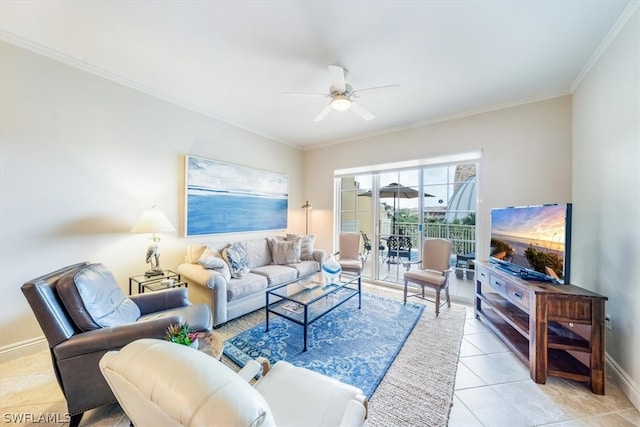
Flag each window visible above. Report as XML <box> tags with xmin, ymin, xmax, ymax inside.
<box><xmin>335</xmin><ymin>152</ymin><xmax>480</xmax><ymax>285</ymax></box>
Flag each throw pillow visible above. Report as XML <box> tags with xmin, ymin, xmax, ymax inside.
<box><xmin>57</xmin><ymin>263</ymin><xmax>141</xmax><ymax>331</ymax></box>
<box><xmin>186</xmin><ymin>245</ymin><xmax>207</xmax><ymax>264</ymax></box>
<box><xmin>222</xmin><ymin>242</ymin><xmax>251</xmax><ymax>278</ymax></box>
<box><xmin>286</xmin><ymin>233</ymin><xmax>316</xmax><ymax>261</ymax></box>
<box><xmin>199</xmin><ymin>247</ymin><xmax>232</xmax><ymax>281</ymax></box>
<box><xmin>269</xmin><ymin>237</ymin><xmax>301</xmax><ymax>265</ymax></box>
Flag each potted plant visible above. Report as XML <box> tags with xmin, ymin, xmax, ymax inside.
<box><xmin>165</xmin><ymin>322</ymin><xmax>199</xmax><ymax>348</ymax></box>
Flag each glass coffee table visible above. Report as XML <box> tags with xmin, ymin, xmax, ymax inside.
<box><xmin>266</xmin><ymin>272</ymin><xmax>361</xmax><ymax>352</ymax></box>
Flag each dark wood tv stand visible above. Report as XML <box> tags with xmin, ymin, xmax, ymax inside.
<box><xmin>474</xmin><ymin>261</ymin><xmax>607</xmax><ymax>394</ymax></box>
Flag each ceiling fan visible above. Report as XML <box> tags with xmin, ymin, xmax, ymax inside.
<box><xmin>285</xmin><ymin>65</ymin><xmax>399</xmax><ymax>122</ymax></box>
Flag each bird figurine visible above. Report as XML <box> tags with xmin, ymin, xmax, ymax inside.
<box><xmin>145</xmin><ymin>243</ymin><xmax>162</xmax><ymax>276</ymax></box>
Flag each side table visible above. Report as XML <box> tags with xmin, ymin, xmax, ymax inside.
<box><xmin>128</xmin><ymin>270</ymin><xmax>183</xmax><ymax>295</ymax></box>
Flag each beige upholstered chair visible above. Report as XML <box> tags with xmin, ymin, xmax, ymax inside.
<box><xmin>100</xmin><ymin>339</ymin><xmax>368</xmax><ymax>427</ymax></box>
<box><xmin>403</xmin><ymin>238</ymin><xmax>453</xmax><ymax>316</ymax></box>
<box><xmin>336</xmin><ymin>232</ymin><xmax>363</xmax><ymax>275</ymax></box>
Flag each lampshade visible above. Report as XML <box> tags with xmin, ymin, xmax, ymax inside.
<box><xmin>131</xmin><ymin>208</ymin><xmax>176</xmax><ymax>234</ymax></box>
<box><xmin>331</xmin><ymin>96</ymin><xmax>351</xmax><ymax>111</ymax></box>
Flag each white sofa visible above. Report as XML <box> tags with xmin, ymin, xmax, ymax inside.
<box><xmin>177</xmin><ymin>237</ymin><xmax>326</xmax><ymax>327</ymax></box>
<box><xmin>99</xmin><ymin>338</ymin><xmax>368</xmax><ymax>427</ymax></box>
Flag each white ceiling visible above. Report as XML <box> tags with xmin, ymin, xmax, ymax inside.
<box><xmin>0</xmin><ymin>1</ymin><xmax>633</xmax><ymax>149</ymax></box>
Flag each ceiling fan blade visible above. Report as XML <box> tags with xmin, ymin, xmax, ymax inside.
<box><xmin>350</xmin><ymin>102</ymin><xmax>375</xmax><ymax>121</ymax></box>
<box><xmin>313</xmin><ymin>103</ymin><xmax>333</xmax><ymax>122</ymax></box>
<box><xmin>352</xmin><ymin>84</ymin><xmax>400</xmax><ymax>97</ymax></box>
<box><xmin>328</xmin><ymin>65</ymin><xmax>347</xmax><ymax>93</ymax></box>
<box><xmin>283</xmin><ymin>91</ymin><xmax>329</xmax><ymax>98</ymax></box>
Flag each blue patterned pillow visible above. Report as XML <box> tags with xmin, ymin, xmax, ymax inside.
<box><xmin>222</xmin><ymin>242</ymin><xmax>251</xmax><ymax>278</ymax></box>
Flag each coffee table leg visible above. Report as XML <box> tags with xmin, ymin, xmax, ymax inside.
<box><xmin>303</xmin><ymin>308</ymin><xmax>308</xmax><ymax>352</ymax></box>
<box><xmin>265</xmin><ymin>293</ymin><xmax>270</xmax><ymax>332</ymax></box>
<box><xmin>303</xmin><ymin>324</ymin><xmax>307</xmax><ymax>352</ymax></box>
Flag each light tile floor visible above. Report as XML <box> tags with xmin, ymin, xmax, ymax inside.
<box><xmin>449</xmin><ymin>307</ymin><xmax>640</xmax><ymax>427</ymax></box>
<box><xmin>1</xmin><ymin>283</ymin><xmax>638</xmax><ymax>426</ymax></box>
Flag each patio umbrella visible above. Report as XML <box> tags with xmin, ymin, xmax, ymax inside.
<box><xmin>358</xmin><ymin>183</ymin><xmax>434</xmax><ymax>233</ymax></box>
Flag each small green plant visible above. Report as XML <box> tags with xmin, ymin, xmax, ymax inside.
<box><xmin>164</xmin><ymin>323</ymin><xmax>198</xmax><ymax>346</ymax></box>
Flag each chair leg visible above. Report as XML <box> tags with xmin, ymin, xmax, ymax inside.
<box><xmin>445</xmin><ymin>285</ymin><xmax>451</xmax><ymax>308</ymax></box>
<box><xmin>403</xmin><ymin>280</ymin><xmax>408</xmax><ymax>305</ymax></box>
<box><xmin>435</xmin><ymin>289</ymin><xmax>440</xmax><ymax>317</ymax></box>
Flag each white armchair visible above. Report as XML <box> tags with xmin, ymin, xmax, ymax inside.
<box><xmin>99</xmin><ymin>338</ymin><xmax>368</xmax><ymax>427</ymax></box>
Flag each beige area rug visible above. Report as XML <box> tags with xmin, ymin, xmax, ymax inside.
<box><xmin>214</xmin><ymin>292</ymin><xmax>466</xmax><ymax>427</ymax></box>
<box><xmin>366</xmin><ymin>305</ymin><xmax>466</xmax><ymax>426</ymax></box>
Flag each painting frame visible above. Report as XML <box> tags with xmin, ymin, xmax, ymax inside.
<box><xmin>185</xmin><ymin>155</ymin><xmax>288</xmax><ymax>236</ymax></box>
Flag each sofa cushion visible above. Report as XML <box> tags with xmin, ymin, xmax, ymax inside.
<box><xmin>226</xmin><ymin>273</ymin><xmax>268</xmax><ymax>301</ymax></box>
<box><xmin>251</xmin><ymin>265</ymin><xmax>298</xmax><ymax>286</ymax></box>
<box><xmin>286</xmin><ymin>234</ymin><xmax>317</xmax><ymax>261</ymax></box>
<box><xmin>57</xmin><ymin>263</ymin><xmax>140</xmax><ymax>331</ymax></box>
<box><xmin>223</xmin><ymin>243</ymin><xmax>251</xmax><ymax>278</ymax></box>
<box><xmin>199</xmin><ymin>247</ymin><xmax>232</xmax><ymax>281</ymax></box>
<box><xmin>242</xmin><ymin>238</ymin><xmax>273</xmax><ymax>268</ymax></box>
<box><xmin>268</xmin><ymin>238</ymin><xmax>301</xmax><ymax>265</ymax></box>
<box><xmin>285</xmin><ymin>261</ymin><xmax>321</xmax><ymax>278</ymax></box>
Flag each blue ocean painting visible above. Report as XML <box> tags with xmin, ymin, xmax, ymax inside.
<box><xmin>186</xmin><ymin>156</ymin><xmax>288</xmax><ymax>235</ymax></box>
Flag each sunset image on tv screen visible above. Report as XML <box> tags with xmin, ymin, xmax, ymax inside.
<box><xmin>491</xmin><ymin>204</ymin><xmax>568</xmax><ymax>280</ymax></box>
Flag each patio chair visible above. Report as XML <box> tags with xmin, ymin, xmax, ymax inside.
<box><xmin>403</xmin><ymin>238</ymin><xmax>453</xmax><ymax>316</ymax></box>
<box><xmin>360</xmin><ymin>231</ymin><xmax>384</xmax><ymax>263</ymax></box>
<box><xmin>385</xmin><ymin>235</ymin><xmax>413</xmax><ymax>270</ymax></box>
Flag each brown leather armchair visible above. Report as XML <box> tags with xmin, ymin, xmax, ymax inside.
<box><xmin>21</xmin><ymin>262</ymin><xmax>213</xmax><ymax>427</ymax></box>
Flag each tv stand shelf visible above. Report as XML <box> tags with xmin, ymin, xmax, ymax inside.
<box><xmin>475</xmin><ymin>261</ymin><xmax>607</xmax><ymax>394</ymax></box>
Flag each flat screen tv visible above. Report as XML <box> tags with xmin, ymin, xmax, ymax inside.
<box><xmin>490</xmin><ymin>203</ymin><xmax>572</xmax><ymax>284</ymax></box>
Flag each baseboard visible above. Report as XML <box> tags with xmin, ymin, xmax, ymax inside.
<box><xmin>0</xmin><ymin>335</ymin><xmax>48</xmax><ymax>364</ymax></box>
<box><xmin>606</xmin><ymin>352</ymin><xmax>640</xmax><ymax>411</ymax></box>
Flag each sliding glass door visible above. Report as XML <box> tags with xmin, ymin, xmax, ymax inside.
<box><xmin>338</xmin><ymin>159</ymin><xmax>478</xmax><ymax>285</ymax></box>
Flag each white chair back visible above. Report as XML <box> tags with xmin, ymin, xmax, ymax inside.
<box><xmin>422</xmin><ymin>238</ymin><xmax>452</xmax><ymax>272</ymax></box>
<box><xmin>339</xmin><ymin>232</ymin><xmax>361</xmax><ymax>260</ymax></box>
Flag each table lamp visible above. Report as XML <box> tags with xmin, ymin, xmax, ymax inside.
<box><xmin>131</xmin><ymin>206</ymin><xmax>176</xmax><ymax>277</ymax></box>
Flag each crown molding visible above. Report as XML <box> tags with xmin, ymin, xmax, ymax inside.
<box><xmin>306</xmin><ymin>90</ymin><xmax>570</xmax><ymax>151</ymax></box>
<box><xmin>0</xmin><ymin>30</ymin><xmax>296</xmax><ymax>148</ymax></box>
<box><xmin>571</xmin><ymin>2</ymin><xmax>640</xmax><ymax>93</ymax></box>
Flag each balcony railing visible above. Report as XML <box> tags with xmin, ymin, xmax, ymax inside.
<box><xmin>388</xmin><ymin>221</ymin><xmax>475</xmax><ymax>256</ymax></box>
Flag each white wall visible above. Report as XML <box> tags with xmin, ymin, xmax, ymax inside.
<box><xmin>572</xmin><ymin>7</ymin><xmax>640</xmax><ymax>407</ymax></box>
<box><xmin>0</xmin><ymin>41</ymin><xmax>305</xmax><ymax>352</ymax></box>
<box><xmin>304</xmin><ymin>96</ymin><xmax>573</xmax><ymax>258</ymax></box>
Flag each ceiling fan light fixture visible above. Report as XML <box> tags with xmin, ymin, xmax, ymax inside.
<box><xmin>331</xmin><ymin>96</ymin><xmax>351</xmax><ymax>111</ymax></box>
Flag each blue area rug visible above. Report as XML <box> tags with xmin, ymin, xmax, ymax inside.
<box><xmin>223</xmin><ymin>292</ymin><xmax>425</xmax><ymax>398</ymax></box>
